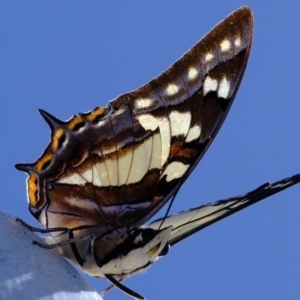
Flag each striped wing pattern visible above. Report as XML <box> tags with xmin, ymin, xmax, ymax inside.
<box><xmin>149</xmin><ymin>174</ymin><xmax>300</xmax><ymax>246</ymax></box>
<box><xmin>16</xmin><ymin>7</ymin><xmax>253</xmax><ymax>233</ymax></box>
<box><xmin>15</xmin><ymin>6</ymin><xmax>263</xmax><ymax>299</ymax></box>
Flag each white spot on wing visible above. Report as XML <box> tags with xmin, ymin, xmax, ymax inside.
<box><xmin>203</xmin><ymin>76</ymin><xmax>218</xmax><ymax>96</ymax></box>
<box><xmin>188</xmin><ymin>67</ymin><xmax>198</xmax><ymax>80</ymax></box>
<box><xmin>235</xmin><ymin>37</ymin><xmax>241</xmax><ymax>47</ymax></box>
<box><xmin>161</xmin><ymin>161</ymin><xmax>189</xmax><ymax>182</ymax></box>
<box><xmin>205</xmin><ymin>53</ymin><xmax>214</xmax><ymax>61</ymax></box>
<box><xmin>169</xmin><ymin>111</ymin><xmax>191</xmax><ymax>137</ymax></box>
<box><xmin>217</xmin><ymin>77</ymin><xmax>231</xmax><ymax>99</ymax></box>
<box><xmin>94</xmin><ymin>118</ymin><xmax>106</xmax><ymax>127</ymax></box>
<box><xmin>135</xmin><ymin>98</ymin><xmax>154</xmax><ymax>109</ymax></box>
<box><xmin>220</xmin><ymin>39</ymin><xmax>231</xmax><ymax>52</ymax></box>
<box><xmin>137</xmin><ymin>114</ymin><xmax>170</xmax><ymax>166</ymax></box>
<box><xmin>186</xmin><ymin>125</ymin><xmax>201</xmax><ymax>142</ymax></box>
<box><xmin>166</xmin><ymin>84</ymin><xmax>179</xmax><ymax>96</ymax></box>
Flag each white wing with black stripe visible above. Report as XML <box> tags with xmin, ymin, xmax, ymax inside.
<box><xmin>149</xmin><ymin>174</ymin><xmax>300</xmax><ymax>246</ymax></box>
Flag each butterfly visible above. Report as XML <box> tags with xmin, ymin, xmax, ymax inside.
<box><xmin>15</xmin><ymin>6</ymin><xmax>300</xmax><ymax>299</ymax></box>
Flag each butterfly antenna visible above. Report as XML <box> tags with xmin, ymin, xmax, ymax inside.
<box><xmin>158</xmin><ymin>184</ymin><xmax>181</xmax><ymax>230</ymax></box>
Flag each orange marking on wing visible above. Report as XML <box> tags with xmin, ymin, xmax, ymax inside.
<box><xmin>27</xmin><ymin>173</ymin><xmax>38</xmax><ymax>206</ymax></box>
<box><xmin>170</xmin><ymin>141</ymin><xmax>183</xmax><ymax>158</ymax></box>
<box><xmin>67</xmin><ymin>116</ymin><xmax>85</xmax><ymax>131</ymax></box>
<box><xmin>51</xmin><ymin>128</ymin><xmax>65</xmax><ymax>151</ymax></box>
<box><xmin>86</xmin><ymin>107</ymin><xmax>105</xmax><ymax>122</ymax></box>
<box><xmin>176</xmin><ymin>148</ymin><xmax>198</xmax><ymax>159</ymax></box>
<box><xmin>36</xmin><ymin>152</ymin><xmax>53</xmax><ymax>172</ymax></box>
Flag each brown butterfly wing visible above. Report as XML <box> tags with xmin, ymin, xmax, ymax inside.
<box><xmin>16</xmin><ymin>7</ymin><xmax>253</xmax><ymax>233</ymax></box>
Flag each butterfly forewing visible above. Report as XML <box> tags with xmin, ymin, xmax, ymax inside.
<box><xmin>106</xmin><ymin>7</ymin><xmax>253</xmax><ymax>225</ymax></box>
<box><xmin>16</xmin><ymin>5</ymin><xmax>253</xmax><ymax>276</ymax></box>
<box><xmin>16</xmin><ymin>6</ymin><xmax>253</xmax><ymax>233</ymax></box>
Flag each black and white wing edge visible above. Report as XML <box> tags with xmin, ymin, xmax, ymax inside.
<box><xmin>149</xmin><ymin>174</ymin><xmax>300</xmax><ymax>246</ymax></box>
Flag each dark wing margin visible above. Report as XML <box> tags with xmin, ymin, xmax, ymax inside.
<box><xmin>148</xmin><ymin>174</ymin><xmax>300</xmax><ymax>246</ymax></box>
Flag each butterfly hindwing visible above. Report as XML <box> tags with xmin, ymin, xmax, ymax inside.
<box><xmin>149</xmin><ymin>174</ymin><xmax>300</xmax><ymax>246</ymax></box>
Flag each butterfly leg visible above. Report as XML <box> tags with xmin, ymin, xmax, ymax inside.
<box><xmin>32</xmin><ymin>233</ymin><xmax>93</xmax><ymax>249</ymax></box>
<box><xmin>100</xmin><ymin>282</ymin><xmax>117</xmax><ymax>297</ymax></box>
<box><xmin>105</xmin><ymin>274</ymin><xmax>144</xmax><ymax>300</ymax></box>
<box><xmin>15</xmin><ymin>217</ymin><xmax>69</xmax><ymax>234</ymax></box>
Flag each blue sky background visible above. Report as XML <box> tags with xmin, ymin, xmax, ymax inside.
<box><xmin>1</xmin><ymin>1</ymin><xmax>300</xmax><ymax>299</ymax></box>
